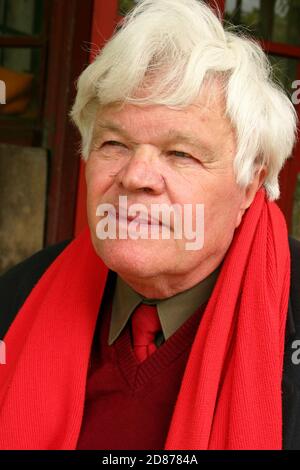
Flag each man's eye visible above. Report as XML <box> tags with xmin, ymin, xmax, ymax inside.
<box><xmin>102</xmin><ymin>140</ymin><xmax>126</xmax><ymax>148</ymax></box>
<box><xmin>168</xmin><ymin>150</ymin><xmax>192</xmax><ymax>159</ymax></box>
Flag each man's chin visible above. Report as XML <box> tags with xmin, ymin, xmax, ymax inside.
<box><xmin>92</xmin><ymin>239</ymin><xmax>169</xmax><ymax>278</ymax></box>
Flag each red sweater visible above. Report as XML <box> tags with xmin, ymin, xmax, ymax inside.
<box><xmin>76</xmin><ymin>273</ymin><xmax>206</xmax><ymax>450</ymax></box>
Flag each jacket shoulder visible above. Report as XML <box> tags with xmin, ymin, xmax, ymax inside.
<box><xmin>283</xmin><ymin>237</ymin><xmax>300</xmax><ymax>449</ymax></box>
<box><xmin>0</xmin><ymin>239</ymin><xmax>72</xmax><ymax>339</ymax></box>
<box><xmin>289</xmin><ymin>236</ymin><xmax>300</xmax><ymax>324</ymax></box>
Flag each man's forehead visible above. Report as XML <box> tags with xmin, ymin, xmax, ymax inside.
<box><xmin>94</xmin><ymin>97</ymin><xmax>226</xmax><ymax>132</ymax></box>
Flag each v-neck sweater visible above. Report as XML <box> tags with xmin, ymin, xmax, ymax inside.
<box><xmin>76</xmin><ymin>272</ymin><xmax>207</xmax><ymax>450</ymax></box>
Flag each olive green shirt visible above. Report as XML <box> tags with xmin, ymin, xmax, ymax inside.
<box><xmin>108</xmin><ymin>265</ymin><xmax>221</xmax><ymax>347</ymax></box>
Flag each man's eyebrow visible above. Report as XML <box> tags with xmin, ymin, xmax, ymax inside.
<box><xmin>92</xmin><ymin>120</ymin><xmax>130</xmax><ymax>141</ymax></box>
<box><xmin>92</xmin><ymin>121</ymin><xmax>217</xmax><ymax>160</ymax></box>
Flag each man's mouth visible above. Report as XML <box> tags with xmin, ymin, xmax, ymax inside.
<box><xmin>116</xmin><ymin>209</ymin><xmax>163</xmax><ymax>227</ymax></box>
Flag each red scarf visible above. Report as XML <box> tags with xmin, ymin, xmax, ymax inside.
<box><xmin>0</xmin><ymin>188</ymin><xmax>290</xmax><ymax>449</ymax></box>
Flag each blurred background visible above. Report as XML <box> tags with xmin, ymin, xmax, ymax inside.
<box><xmin>0</xmin><ymin>0</ymin><xmax>299</xmax><ymax>275</ymax></box>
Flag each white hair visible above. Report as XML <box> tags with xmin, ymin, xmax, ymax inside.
<box><xmin>70</xmin><ymin>0</ymin><xmax>298</xmax><ymax>200</ymax></box>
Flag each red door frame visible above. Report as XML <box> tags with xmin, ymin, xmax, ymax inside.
<box><xmin>74</xmin><ymin>0</ymin><xmax>300</xmax><ymax>235</ymax></box>
<box><xmin>74</xmin><ymin>0</ymin><xmax>119</xmax><ymax>235</ymax></box>
<box><xmin>45</xmin><ymin>0</ymin><xmax>94</xmax><ymax>245</ymax></box>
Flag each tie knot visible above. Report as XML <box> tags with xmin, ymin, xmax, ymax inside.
<box><xmin>131</xmin><ymin>303</ymin><xmax>161</xmax><ymax>345</ymax></box>
<box><xmin>130</xmin><ymin>303</ymin><xmax>162</xmax><ymax>363</ymax></box>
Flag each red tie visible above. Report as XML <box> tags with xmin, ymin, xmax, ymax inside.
<box><xmin>131</xmin><ymin>303</ymin><xmax>162</xmax><ymax>363</ymax></box>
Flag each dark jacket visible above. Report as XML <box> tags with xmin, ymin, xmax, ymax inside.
<box><xmin>0</xmin><ymin>236</ymin><xmax>300</xmax><ymax>449</ymax></box>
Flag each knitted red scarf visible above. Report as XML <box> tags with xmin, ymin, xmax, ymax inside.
<box><xmin>0</xmin><ymin>188</ymin><xmax>290</xmax><ymax>449</ymax></box>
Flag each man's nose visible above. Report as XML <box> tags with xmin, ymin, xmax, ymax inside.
<box><xmin>115</xmin><ymin>144</ymin><xmax>165</xmax><ymax>194</ymax></box>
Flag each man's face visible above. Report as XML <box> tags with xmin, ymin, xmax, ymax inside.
<box><xmin>85</xmin><ymin>84</ymin><xmax>257</xmax><ymax>296</ymax></box>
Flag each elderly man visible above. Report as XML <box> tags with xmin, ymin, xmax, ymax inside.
<box><xmin>0</xmin><ymin>0</ymin><xmax>299</xmax><ymax>450</ymax></box>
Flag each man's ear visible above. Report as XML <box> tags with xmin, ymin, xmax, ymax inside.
<box><xmin>235</xmin><ymin>165</ymin><xmax>267</xmax><ymax>228</ymax></box>
<box><xmin>243</xmin><ymin>165</ymin><xmax>267</xmax><ymax>209</ymax></box>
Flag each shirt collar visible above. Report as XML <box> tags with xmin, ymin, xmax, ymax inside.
<box><xmin>108</xmin><ymin>265</ymin><xmax>221</xmax><ymax>346</ymax></box>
